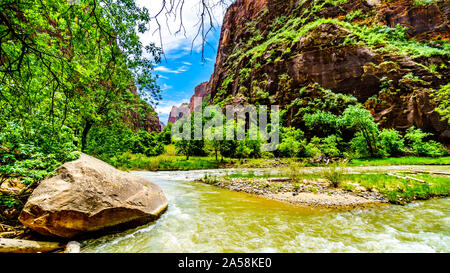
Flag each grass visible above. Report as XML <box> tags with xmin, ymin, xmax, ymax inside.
<box><xmin>321</xmin><ymin>162</ymin><xmax>347</xmax><ymax>187</ymax></box>
<box><xmin>342</xmin><ymin>173</ymin><xmax>450</xmax><ymax>204</ymax></box>
<box><xmin>224</xmin><ymin>172</ymin><xmax>279</xmax><ymax>179</ymax></box>
<box><xmin>211</xmin><ymin>168</ymin><xmax>450</xmax><ymax>205</ymax></box>
<box><xmin>109</xmin><ymin>153</ymin><xmax>222</xmax><ymax>171</ymax></box>
<box><xmin>350</xmin><ymin>156</ymin><xmax>450</xmax><ymax>166</ymax></box>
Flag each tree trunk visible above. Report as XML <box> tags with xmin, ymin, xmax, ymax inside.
<box><xmin>81</xmin><ymin>120</ymin><xmax>93</xmax><ymax>152</ymax></box>
<box><xmin>362</xmin><ymin>128</ymin><xmax>375</xmax><ymax>157</ymax></box>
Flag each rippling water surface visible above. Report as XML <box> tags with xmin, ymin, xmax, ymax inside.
<box><xmin>82</xmin><ymin>169</ymin><xmax>450</xmax><ymax>253</ymax></box>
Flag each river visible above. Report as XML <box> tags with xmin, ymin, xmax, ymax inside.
<box><xmin>81</xmin><ymin>169</ymin><xmax>450</xmax><ymax>253</ymax></box>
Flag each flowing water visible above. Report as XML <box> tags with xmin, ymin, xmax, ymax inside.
<box><xmin>82</xmin><ymin>169</ymin><xmax>450</xmax><ymax>253</ymax></box>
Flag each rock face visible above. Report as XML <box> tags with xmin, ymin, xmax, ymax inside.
<box><xmin>189</xmin><ymin>82</ymin><xmax>211</xmax><ymax>112</ymax></box>
<box><xmin>167</xmin><ymin>82</ymin><xmax>211</xmax><ymax>124</ymax></box>
<box><xmin>168</xmin><ymin>103</ymin><xmax>190</xmax><ymax>124</ymax></box>
<box><xmin>19</xmin><ymin>154</ymin><xmax>168</xmax><ymax>239</ymax></box>
<box><xmin>126</xmin><ymin>86</ymin><xmax>162</xmax><ymax>133</ymax></box>
<box><xmin>206</xmin><ymin>0</ymin><xmax>450</xmax><ymax>142</ymax></box>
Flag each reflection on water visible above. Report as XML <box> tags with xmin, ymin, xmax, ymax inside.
<box><xmin>82</xmin><ymin>170</ymin><xmax>450</xmax><ymax>253</ymax></box>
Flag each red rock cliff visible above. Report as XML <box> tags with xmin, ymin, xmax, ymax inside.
<box><xmin>167</xmin><ymin>82</ymin><xmax>211</xmax><ymax>124</ymax></box>
<box><xmin>206</xmin><ymin>0</ymin><xmax>450</xmax><ymax>142</ymax></box>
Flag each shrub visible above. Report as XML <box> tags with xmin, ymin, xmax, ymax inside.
<box><xmin>320</xmin><ymin>135</ymin><xmax>342</xmax><ymax>157</ymax></box>
<box><xmin>321</xmin><ymin>162</ymin><xmax>346</xmax><ymax>188</ymax></box>
<box><xmin>433</xmin><ymin>83</ymin><xmax>450</xmax><ymax>123</ymax></box>
<box><xmin>404</xmin><ymin>127</ymin><xmax>446</xmax><ymax>157</ymax></box>
<box><xmin>303</xmin><ymin>110</ymin><xmax>340</xmax><ymax>137</ymax></box>
<box><xmin>278</xmin><ymin>127</ymin><xmax>305</xmax><ymax>157</ymax></box>
<box><xmin>303</xmin><ymin>137</ymin><xmax>322</xmax><ymax>158</ymax></box>
<box><xmin>378</xmin><ymin>129</ymin><xmax>405</xmax><ymax>157</ymax></box>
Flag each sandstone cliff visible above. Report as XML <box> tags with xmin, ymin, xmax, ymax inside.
<box><xmin>206</xmin><ymin>0</ymin><xmax>450</xmax><ymax>142</ymax></box>
<box><xmin>189</xmin><ymin>82</ymin><xmax>211</xmax><ymax>112</ymax></box>
<box><xmin>168</xmin><ymin>103</ymin><xmax>190</xmax><ymax>124</ymax></box>
<box><xmin>167</xmin><ymin>82</ymin><xmax>211</xmax><ymax>124</ymax></box>
<box><xmin>126</xmin><ymin>86</ymin><xmax>162</xmax><ymax>133</ymax></box>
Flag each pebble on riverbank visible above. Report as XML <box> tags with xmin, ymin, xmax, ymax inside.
<box><xmin>198</xmin><ymin>177</ymin><xmax>389</xmax><ymax>210</ymax></box>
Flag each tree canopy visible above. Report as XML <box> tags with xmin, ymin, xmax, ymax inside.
<box><xmin>0</xmin><ymin>0</ymin><xmax>163</xmax><ymax>152</ymax></box>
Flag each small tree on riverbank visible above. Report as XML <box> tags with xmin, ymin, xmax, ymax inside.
<box><xmin>340</xmin><ymin>105</ymin><xmax>381</xmax><ymax>158</ymax></box>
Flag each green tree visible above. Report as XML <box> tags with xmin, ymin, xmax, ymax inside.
<box><xmin>0</xmin><ymin>0</ymin><xmax>162</xmax><ymax>217</ymax></box>
<box><xmin>378</xmin><ymin>129</ymin><xmax>405</xmax><ymax>157</ymax></box>
<box><xmin>340</xmin><ymin>105</ymin><xmax>380</xmax><ymax>158</ymax></box>
<box><xmin>277</xmin><ymin>127</ymin><xmax>305</xmax><ymax>157</ymax></box>
<box><xmin>158</xmin><ymin>124</ymin><xmax>173</xmax><ymax>145</ymax></box>
<box><xmin>404</xmin><ymin>127</ymin><xmax>446</xmax><ymax>157</ymax></box>
<box><xmin>303</xmin><ymin>110</ymin><xmax>340</xmax><ymax>137</ymax></box>
<box><xmin>0</xmin><ymin>0</ymin><xmax>162</xmax><ymax>152</ymax></box>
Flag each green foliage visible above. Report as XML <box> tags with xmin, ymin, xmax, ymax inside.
<box><xmin>278</xmin><ymin>127</ymin><xmax>306</xmax><ymax>157</ymax></box>
<box><xmin>320</xmin><ymin>135</ymin><xmax>342</xmax><ymax>157</ymax></box>
<box><xmin>303</xmin><ymin>110</ymin><xmax>340</xmax><ymax>136</ymax></box>
<box><xmin>0</xmin><ymin>195</ymin><xmax>20</xmax><ymax>209</ymax></box>
<box><xmin>303</xmin><ymin>137</ymin><xmax>323</xmax><ymax>158</ymax></box>
<box><xmin>378</xmin><ymin>129</ymin><xmax>405</xmax><ymax>157</ymax></box>
<box><xmin>175</xmin><ymin>139</ymin><xmax>206</xmax><ymax>160</ymax></box>
<box><xmin>349</xmin><ymin>132</ymin><xmax>379</xmax><ymax>158</ymax></box>
<box><xmin>130</xmin><ymin>131</ymin><xmax>165</xmax><ymax>156</ymax></box>
<box><xmin>0</xmin><ymin>121</ymin><xmax>80</xmax><ymax>185</ymax></box>
<box><xmin>0</xmin><ymin>120</ymin><xmax>80</xmax><ymax>216</ymax></box>
<box><xmin>345</xmin><ymin>9</ymin><xmax>364</xmax><ymax>22</ymax></box>
<box><xmin>348</xmin><ymin>173</ymin><xmax>450</xmax><ymax>204</ymax></box>
<box><xmin>350</xmin><ymin>156</ymin><xmax>450</xmax><ymax>166</ymax></box>
<box><xmin>0</xmin><ymin>0</ymin><xmax>162</xmax><ymax>216</ymax></box>
<box><xmin>159</xmin><ymin>124</ymin><xmax>173</xmax><ymax>145</ymax></box>
<box><xmin>340</xmin><ymin>105</ymin><xmax>380</xmax><ymax>158</ymax></box>
<box><xmin>433</xmin><ymin>83</ymin><xmax>450</xmax><ymax>123</ymax></box>
<box><xmin>413</xmin><ymin>0</ymin><xmax>441</xmax><ymax>7</ymax></box>
<box><xmin>404</xmin><ymin>127</ymin><xmax>446</xmax><ymax>157</ymax></box>
<box><xmin>321</xmin><ymin>162</ymin><xmax>346</xmax><ymax>188</ymax></box>
<box><xmin>379</xmin><ymin>76</ymin><xmax>394</xmax><ymax>93</ymax></box>
<box><xmin>110</xmin><ymin>152</ymin><xmax>220</xmax><ymax>171</ymax></box>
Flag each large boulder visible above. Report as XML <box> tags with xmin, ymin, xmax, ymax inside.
<box><xmin>19</xmin><ymin>154</ymin><xmax>168</xmax><ymax>239</ymax></box>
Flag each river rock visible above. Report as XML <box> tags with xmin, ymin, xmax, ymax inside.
<box><xmin>19</xmin><ymin>153</ymin><xmax>168</xmax><ymax>239</ymax></box>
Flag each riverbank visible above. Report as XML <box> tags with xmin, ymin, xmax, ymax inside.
<box><xmin>109</xmin><ymin>152</ymin><xmax>450</xmax><ymax>172</ymax></box>
<box><xmin>111</xmin><ymin>153</ymin><xmax>450</xmax><ymax>208</ymax></box>
<box><xmin>196</xmin><ymin>165</ymin><xmax>450</xmax><ymax>208</ymax></box>
<box><xmin>199</xmin><ymin>176</ymin><xmax>389</xmax><ymax>209</ymax></box>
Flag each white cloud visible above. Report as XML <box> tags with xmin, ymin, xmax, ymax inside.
<box><xmin>161</xmin><ymin>83</ymin><xmax>173</xmax><ymax>90</ymax></box>
<box><xmin>182</xmin><ymin>61</ymin><xmax>192</xmax><ymax>66</ymax></box>
<box><xmin>154</xmin><ymin>65</ymin><xmax>189</xmax><ymax>74</ymax></box>
<box><xmin>136</xmin><ymin>0</ymin><xmax>228</xmax><ymax>57</ymax></box>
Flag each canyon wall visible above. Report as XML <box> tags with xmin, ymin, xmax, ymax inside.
<box><xmin>205</xmin><ymin>0</ymin><xmax>450</xmax><ymax>141</ymax></box>
<box><xmin>167</xmin><ymin>82</ymin><xmax>211</xmax><ymax>124</ymax></box>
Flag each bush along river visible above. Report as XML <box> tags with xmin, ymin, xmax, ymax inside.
<box><xmin>81</xmin><ymin>169</ymin><xmax>450</xmax><ymax>253</ymax></box>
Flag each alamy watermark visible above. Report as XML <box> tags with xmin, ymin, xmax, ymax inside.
<box><xmin>171</xmin><ymin>97</ymin><xmax>280</xmax><ymax>152</ymax></box>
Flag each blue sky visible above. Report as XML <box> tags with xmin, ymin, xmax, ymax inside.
<box><xmin>153</xmin><ymin>32</ymin><xmax>220</xmax><ymax>124</ymax></box>
<box><xmin>136</xmin><ymin>0</ymin><xmax>227</xmax><ymax>124</ymax></box>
